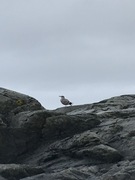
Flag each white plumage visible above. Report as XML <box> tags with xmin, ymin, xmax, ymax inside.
<box><xmin>59</xmin><ymin>96</ymin><xmax>72</xmax><ymax>106</ymax></box>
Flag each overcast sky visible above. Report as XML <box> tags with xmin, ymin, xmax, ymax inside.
<box><xmin>0</xmin><ymin>0</ymin><xmax>135</xmax><ymax>109</ymax></box>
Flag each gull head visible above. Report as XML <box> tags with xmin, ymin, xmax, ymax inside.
<box><xmin>59</xmin><ymin>96</ymin><xmax>65</xmax><ymax>98</ymax></box>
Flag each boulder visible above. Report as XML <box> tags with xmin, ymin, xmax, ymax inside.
<box><xmin>0</xmin><ymin>88</ymin><xmax>45</xmax><ymax>163</ymax></box>
<box><xmin>0</xmin><ymin>87</ymin><xmax>44</xmax><ymax>127</ymax></box>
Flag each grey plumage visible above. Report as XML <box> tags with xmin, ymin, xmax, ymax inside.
<box><xmin>59</xmin><ymin>96</ymin><xmax>72</xmax><ymax>106</ymax></box>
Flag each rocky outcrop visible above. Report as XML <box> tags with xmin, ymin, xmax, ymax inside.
<box><xmin>0</xmin><ymin>88</ymin><xmax>45</xmax><ymax>163</ymax></box>
<box><xmin>0</xmin><ymin>88</ymin><xmax>135</xmax><ymax>179</ymax></box>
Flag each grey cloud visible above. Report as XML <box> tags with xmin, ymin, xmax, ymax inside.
<box><xmin>0</xmin><ymin>0</ymin><xmax>135</xmax><ymax>109</ymax></box>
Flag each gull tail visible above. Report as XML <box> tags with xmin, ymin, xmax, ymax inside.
<box><xmin>69</xmin><ymin>102</ymin><xmax>72</xmax><ymax>105</ymax></box>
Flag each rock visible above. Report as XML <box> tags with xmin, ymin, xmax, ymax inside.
<box><xmin>42</xmin><ymin>114</ymin><xmax>100</xmax><ymax>141</ymax></box>
<box><xmin>0</xmin><ymin>127</ymin><xmax>42</xmax><ymax>163</ymax></box>
<box><xmin>0</xmin><ymin>176</ymin><xmax>7</xmax><ymax>180</ymax></box>
<box><xmin>0</xmin><ymin>117</ymin><xmax>6</xmax><ymax>127</ymax></box>
<box><xmin>0</xmin><ymin>88</ymin><xmax>135</xmax><ymax>179</ymax></box>
<box><xmin>48</xmin><ymin>131</ymin><xmax>101</xmax><ymax>154</ymax></box>
<box><xmin>76</xmin><ymin>144</ymin><xmax>122</xmax><ymax>163</ymax></box>
<box><xmin>48</xmin><ymin>131</ymin><xmax>122</xmax><ymax>163</ymax></box>
<box><xmin>10</xmin><ymin>110</ymin><xmax>54</xmax><ymax>129</ymax></box>
<box><xmin>21</xmin><ymin>167</ymin><xmax>100</xmax><ymax>180</ymax></box>
<box><xmin>0</xmin><ymin>88</ymin><xmax>47</xmax><ymax>163</ymax></box>
<box><xmin>100</xmin><ymin>160</ymin><xmax>135</xmax><ymax>180</ymax></box>
<box><xmin>0</xmin><ymin>87</ymin><xmax>44</xmax><ymax>127</ymax></box>
<box><xmin>0</xmin><ymin>164</ymin><xmax>44</xmax><ymax>180</ymax></box>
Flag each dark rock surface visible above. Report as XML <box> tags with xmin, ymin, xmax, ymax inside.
<box><xmin>0</xmin><ymin>88</ymin><xmax>135</xmax><ymax>179</ymax></box>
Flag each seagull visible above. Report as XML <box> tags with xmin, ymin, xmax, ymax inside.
<box><xmin>59</xmin><ymin>96</ymin><xmax>72</xmax><ymax>106</ymax></box>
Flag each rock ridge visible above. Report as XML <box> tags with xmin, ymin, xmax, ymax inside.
<box><xmin>0</xmin><ymin>88</ymin><xmax>134</xmax><ymax>179</ymax></box>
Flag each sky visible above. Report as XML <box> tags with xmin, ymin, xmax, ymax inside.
<box><xmin>0</xmin><ymin>0</ymin><xmax>135</xmax><ymax>109</ymax></box>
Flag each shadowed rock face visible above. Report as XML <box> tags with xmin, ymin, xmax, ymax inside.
<box><xmin>0</xmin><ymin>88</ymin><xmax>45</xmax><ymax>163</ymax></box>
<box><xmin>0</xmin><ymin>88</ymin><xmax>135</xmax><ymax>180</ymax></box>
